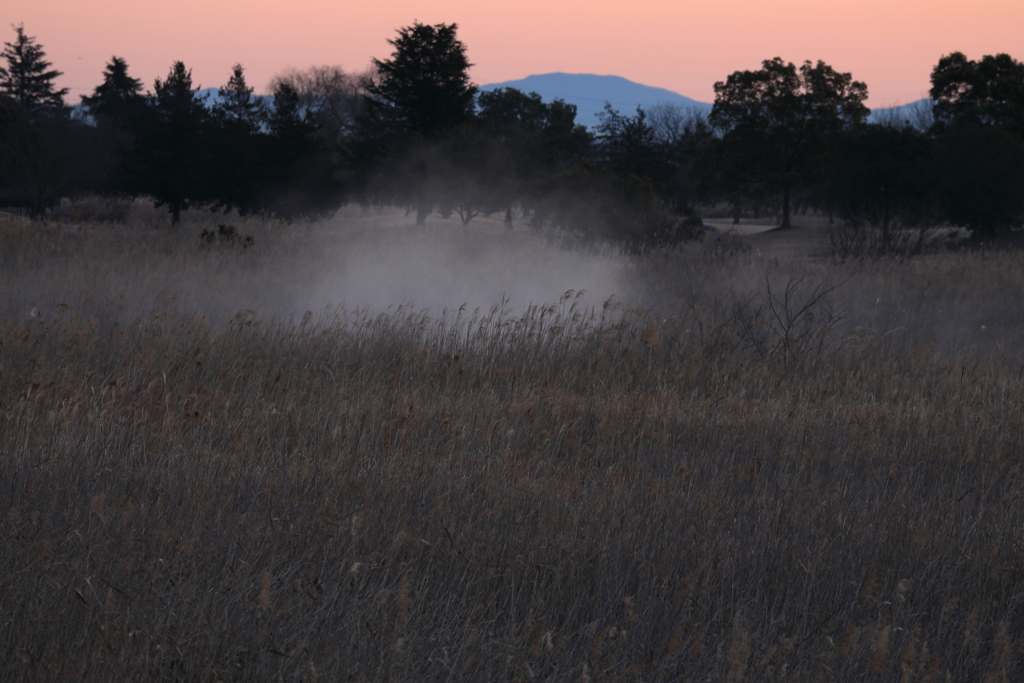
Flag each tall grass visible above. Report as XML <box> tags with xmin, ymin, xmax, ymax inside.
<box><xmin>1</xmin><ymin>215</ymin><xmax>1022</xmax><ymax>681</ymax></box>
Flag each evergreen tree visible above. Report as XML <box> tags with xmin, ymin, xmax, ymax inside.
<box><xmin>0</xmin><ymin>24</ymin><xmax>68</xmax><ymax>115</ymax></box>
<box><xmin>267</xmin><ymin>81</ymin><xmax>309</xmax><ymax>141</ymax></box>
<box><xmin>215</xmin><ymin>64</ymin><xmax>264</xmax><ymax>132</ymax></box>
<box><xmin>127</xmin><ymin>61</ymin><xmax>212</xmax><ymax>224</ymax></box>
<box><xmin>353</xmin><ymin>22</ymin><xmax>476</xmax><ymax>224</ymax></box>
<box><xmin>595</xmin><ymin>104</ymin><xmax>670</xmax><ymax>183</ymax></box>
<box><xmin>367</xmin><ymin>22</ymin><xmax>476</xmax><ymax>140</ymax></box>
<box><xmin>207</xmin><ymin>65</ymin><xmax>267</xmax><ymax>214</ymax></box>
<box><xmin>80</xmin><ymin>56</ymin><xmax>145</xmax><ymax>128</ymax></box>
<box><xmin>260</xmin><ymin>81</ymin><xmax>342</xmax><ymax>219</ymax></box>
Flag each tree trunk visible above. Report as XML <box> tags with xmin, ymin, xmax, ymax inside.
<box><xmin>171</xmin><ymin>204</ymin><xmax>181</xmax><ymax>225</ymax></box>
<box><xmin>780</xmin><ymin>187</ymin><xmax>791</xmax><ymax>228</ymax></box>
<box><xmin>416</xmin><ymin>201</ymin><xmax>429</xmax><ymax>226</ymax></box>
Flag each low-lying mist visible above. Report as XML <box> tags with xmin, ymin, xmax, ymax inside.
<box><xmin>3</xmin><ymin>205</ymin><xmax>1024</xmax><ymax>362</ymax></box>
<box><xmin>0</xmin><ymin>207</ymin><xmax>632</xmax><ymax>328</ymax></box>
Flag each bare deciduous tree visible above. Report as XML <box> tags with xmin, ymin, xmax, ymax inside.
<box><xmin>269</xmin><ymin>65</ymin><xmax>372</xmax><ymax>144</ymax></box>
<box><xmin>645</xmin><ymin>102</ymin><xmax>707</xmax><ymax>147</ymax></box>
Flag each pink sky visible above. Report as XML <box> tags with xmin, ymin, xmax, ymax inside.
<box><xmin>6</xmin><ymin>0</ymin><xmax>1023</xmax><ymax>108</ymax></box>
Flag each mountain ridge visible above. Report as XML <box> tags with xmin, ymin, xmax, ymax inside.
<box><xmin>478</xmin><ymin>73</ymin><xmax>712</xmax><ymax>127</ymax></box>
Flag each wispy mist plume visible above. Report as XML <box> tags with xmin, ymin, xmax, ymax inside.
<box><xmin>0</xmin><ymin>207</ymin><xmax>633</xmax><ymax>328</ymax></box>
<box><xmin>305</xmin><ymin>213</ymin><xmax>629</xmax><ymax>317</ymax></box>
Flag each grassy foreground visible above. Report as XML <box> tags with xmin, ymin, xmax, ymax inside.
<box><xmin>1</xmin><ymin>215</ymin><xmax>1023</xmax><ymax>681</ymax></box>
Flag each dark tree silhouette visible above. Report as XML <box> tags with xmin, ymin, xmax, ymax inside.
<box><xmin>0</xmin><ymin>100</ymin><xmax>56</xmax><ymax>214</ymax></box>
<box><xmin>207</xmin><ymin>64</ymin><xmax>266</xmax><ymax>215</ymax></box>
<box><xmin>0</xmin><ymin>97</ymin><xmax>109</xmax><ymax>217</ymax></box>
<box><xmin>531</xmin><ymin>164</ymin><xmax>703</xmax><ymax>251</ymax></box>
<box><xmin>927</xmin><ymin>52</ymin><xmax>1024</xmax><ymax>236</ymax></box>
<box><xmin>931</xmin><ymin>125</ymin><xmax>1024</xmax><ymax>238</ymax></box>
<box><xmin>429</xmin><ymin>124</ymin><xmax>510</xmax><ymax>227</ymax></box>
<box><xmin>270</xmin><ymin>65</ymin><xmax>368</xmax><ymax>145</ymax></box>
<box><xmin>260</xmin><ymin>80</ymin><xmax>342</xmax><ymax>219</ymax></box>
<box><xmin>80</xmin><ymin>56</ymin><xmax>145</xmax><ymax>128</ymax></box>
<box><xmin>367</xmin><ymin>22</ymin><xmax>476</xmax><ymax>139</ymax></box>
<box><xmin>354</xmin><ymin>22</ymin><xmax>476</xmax><ymax>224</ymax></box>
<box><xmin>0</xmin><ymin>24</ymin><xmax>68</xmax><ymax>115</ymax></box>
<box><xmin>819</xmin><ymin>122</ymin><xmax>937</xmax><ymax>251</ymax></box>
<box><xmin>930</xmin><ymin>52</ymin><xmax>1024</xmax><ymax>138</ymax></box>
<box><xmin>214</xmin><ymin>64</ymin><xmax>265</xmax><ymax>132</ymax></box>
<box><xmin>475</xmin><ymin>87</ymin><xmax>591</xmax><ymax>224</ymax></box>
<box><xmin>0</xmin><ymin>29</ymin><xmax>105</xmax><ymax>217</ymax></box>
<box><xmin>127</xmin><ymin>61</ymin><xmax>213</xmax><ymax>224</ymax></box>
<box><xmin>708</xmin><ymin>58</ymin><xmax>868</xmax><ymax>228</ymax></box>
<box><xmin>595</xmin><ymin>104</ymin><xmax>671</xmax><ymax>184</ymax></box>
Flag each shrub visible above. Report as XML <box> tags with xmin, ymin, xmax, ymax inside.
<box><xmin>529</xmin><ymin>164</ymin><xmax>703</xmax><ymax>251</ymax></box>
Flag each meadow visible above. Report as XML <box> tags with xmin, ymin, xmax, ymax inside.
<box><xmin>1</xmin><ymin>208</ymin><xmax>1023</xmax><ymax>681</ymax></box>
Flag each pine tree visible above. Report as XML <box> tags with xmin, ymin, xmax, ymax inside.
<box><xmin>0</xmin><ymin>24</ymin><xmax>68</xmax><ymax>114</ymax></box>
<box><xmin>215</xmin><ymin>64</ymin><xmax>264</xmax><ymax>132</ymax></box>
<box><xmin>209</xmin><ymin>64</ymin><xmax>266</xmax><ymax>215</ymax></box>
<box><xmin>366</xmin><ymin>22</ymin><xmax>477</xmax><ymax>141</ymax></box>
<box><xmin>128</xmin><ymin>61</ymin><xmax>212</xmax><ymax>224</ymax></box>
<box><xmin>260</xmin><ymin>80</ymin><xmax>341</xmax><ymax>219</ymax></box>
<box><xmin>354</xmin><ymin>22</ymin><xmax>477</xmax><ymax>224</ymax></box>
<box><xmin>80</xmin><ymin>56</ymin><xmax>144</xmax><ymax>127</ymax></box>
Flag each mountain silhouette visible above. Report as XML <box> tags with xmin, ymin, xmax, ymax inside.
<box><xmin>479</xmin><ymin>73</ymin><xmax>712</xmax><ymax>127</ymax></box>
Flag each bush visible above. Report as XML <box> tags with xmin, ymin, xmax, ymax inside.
<box><xmin>200</xmin><ymin>223</ymin><xmax>254</xmax><ymax>248</ymax></box>
<box><xmin>529</xmin><ymin>164</ymin><xmax>703</xmax><ymax>251</ymax></box>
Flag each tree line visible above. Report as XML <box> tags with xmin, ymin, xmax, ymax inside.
<box><xmin>2</xmin><ymin>21</ymin><xmax>1023</xmax><ymax>248</ymax></box>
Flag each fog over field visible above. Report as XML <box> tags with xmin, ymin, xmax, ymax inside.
<box><xmin>0</xmin><ymin>206</ymin><xmax>636</xmax><ymax>328</ymax></box>
<box><xmin>302</xmin><ymin>211</ymin><xmax>630</xmax><ymax>317</ymax></box>
<box><xmin>4</xmin><ymin>205</ymin><xmax>1023</xmax><ymax>362</ymax></box>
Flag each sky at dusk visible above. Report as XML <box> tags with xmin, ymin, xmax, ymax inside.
<box><xmin>6</xmin><ymin>0</ymin><xmax>1023</xmax><ymax>108</ymax></box>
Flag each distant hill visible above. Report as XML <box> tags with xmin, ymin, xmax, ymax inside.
<box><xmin>867</xmin><ymin>99</ymin><xmax>934</xmax><ymax>128</ymax></box>
<box><xmin>479</xmin><ymin>73</ymin><xmax>713</xmax><ymax>128</ymax></box>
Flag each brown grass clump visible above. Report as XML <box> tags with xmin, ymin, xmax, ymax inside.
<box><xmin>1</xmin><ymin>215</ymin><xmax>1023</xmax><ymax>681</ymax></box>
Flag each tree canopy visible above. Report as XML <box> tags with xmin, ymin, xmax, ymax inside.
<box><xmin>0</xmin><ymin>24</ymin><xmax>68</xmax><ymax>115</ymax></box>
<box><xmin>80</xmin><ymin>56</ymin><xmax>145</xmax><ymax>127</ymax></box>
<box><xmin>353</xmin><ymin>22</ymin><xmax>478</xmax><ymax>224</ymax></box>
<box><xmin>930</xmin><ymin>52</ymin><xmax>1024</xmax><ymax>138</ymax></box>
<box><xmin>125</xmin><ymin>61</ymin><xmax>212</xmax><ymax>223</ymax></box>
<box><xmin>366</xmin><ymin>22</ymin><xmax>476</xmax><ymax>140</ymax></box>
<box><xmin>707</xmin><ymin>58</ymin><xmax>868</xmax><ymax>228</ymax></box>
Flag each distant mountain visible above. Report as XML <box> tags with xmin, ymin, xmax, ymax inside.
<box><xmin>479</xmin><ymin>73</ymin><xmax>713</xmax><ymax>128</ymax></box>
<box><xmin>867</xmin><ymin>99</ymin><xmax>934</xmax><ymax>129</ymax></box>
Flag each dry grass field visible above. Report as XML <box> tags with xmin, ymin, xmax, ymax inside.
<box><xmin>1</xmin><ymin>209</ymin><xmax>1023</xmax><ymax>681</ymax></box>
